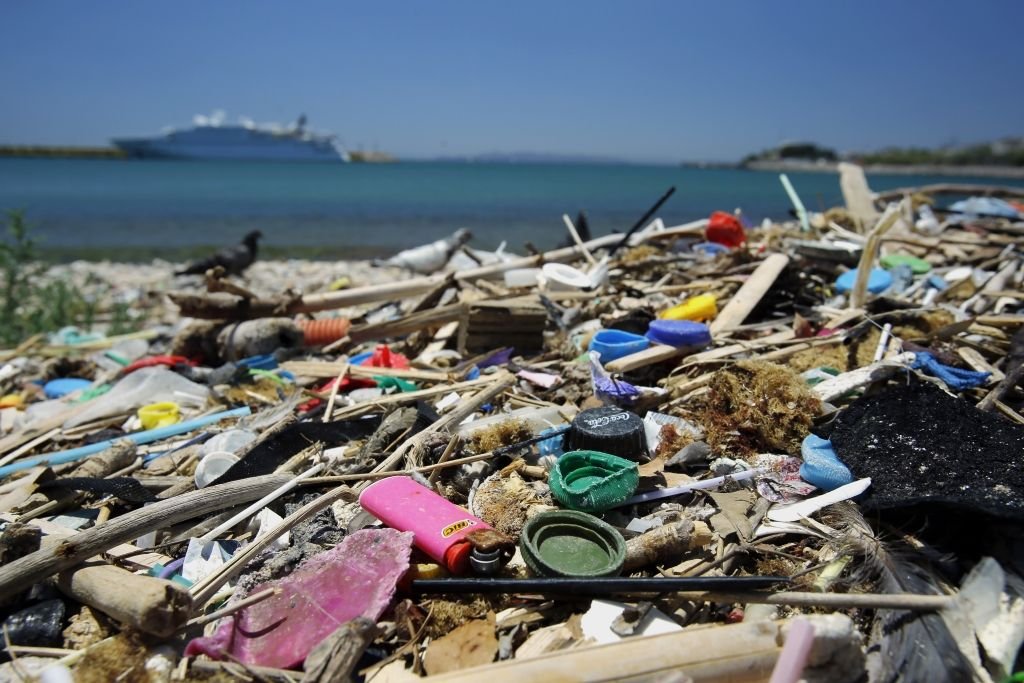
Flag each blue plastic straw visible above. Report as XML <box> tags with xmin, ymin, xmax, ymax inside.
<box><xmin>0</xmin><ymin>406</ymin><xmax>251</xmax><ymax>479</ymax></box>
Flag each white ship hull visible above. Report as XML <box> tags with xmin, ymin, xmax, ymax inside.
<box><xmin>113</xmin><ymin>118</ymin><xmax>348</xmax><ymax>162</ymax></box>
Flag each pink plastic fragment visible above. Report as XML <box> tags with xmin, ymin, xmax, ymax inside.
<box><xmin>186</xmin><ymin>528</ymin><xmax>414</xmax><ymax>669</ymax></box>
<box><xmin>516</xmin><ymin>369</ymin><xmax>561</xmax><ymax>389</ymax></box>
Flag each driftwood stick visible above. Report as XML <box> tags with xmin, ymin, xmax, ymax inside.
<box><xmin>849</xmin><ymin>205</ymin><xmax>901</xmax><ymax>310</ymax></box>
<box><xmin>184</xmin><ymin>587</ymin><xmax>280</xmax><ymax>629</ymax></box>
<box><xmin>875</xmin><ymin>183</ymin><xmax>1024</xmax><ymax>204</ymax></box>
<box><xmin>347</xmin><ymin>303</ymin><xmax>465</xmax><ymax>344</ymax></box>
<box><xmin>413</xmin><ymin>617</ymin><xmax>813</xmax><ymax>683</ymax></box>
<box><xmin>56</xmin><ymin>562</ymin><xmax>192</xmax><ymax>637</ymax></box>
<box><xmin>0</xmin><ymin>474</ymin><xmax>291</xmax><ymax>597</ymax></box>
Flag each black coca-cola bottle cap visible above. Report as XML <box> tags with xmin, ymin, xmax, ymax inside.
<box><xmin>563</xmin><ymin>406</ymin><xmax>647</xmax><ymax>461</ymax></box>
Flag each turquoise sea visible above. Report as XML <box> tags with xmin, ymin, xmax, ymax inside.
<box><xmin>1</xmin><ymin>158</ymin><xmax>1022</xmax><ymax>260</ymax></box>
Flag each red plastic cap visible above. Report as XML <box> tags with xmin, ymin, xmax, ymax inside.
<box><xmin>705</xmin><ymin>211</ymin><xmax>746</xmax><ymax>248</ymax></box>
<box><xmin>444</xmin><ymin>541</ymin><xmax>472</xmax><ymax>575</ymax></box>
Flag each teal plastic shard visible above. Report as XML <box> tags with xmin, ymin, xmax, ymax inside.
<box><xmin>550</xmin><ymin>450</ymin><xmax>639</xmax><ymax>513</ymax></box>
<box><xmin>521</xmin><ymin>510</ymin><xmax>625</xmax><ymax>577</ymax></box>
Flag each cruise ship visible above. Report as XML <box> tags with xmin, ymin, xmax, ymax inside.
<box><xmin>112</xmin><ymin>111</ymin><xmax>349</xmax><ymax>162</ymax></box>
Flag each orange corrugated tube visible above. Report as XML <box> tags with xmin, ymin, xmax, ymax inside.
<box><xmin>298</xmin><ymin>317</ymin><xmax>351</xmax><ymax>346</ymax></box>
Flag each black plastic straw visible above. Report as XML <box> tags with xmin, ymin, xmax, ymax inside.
<box><xmin>610</xmin><ymin>186</ymin><xmax>677</xmax><ymax>255</ymax></box>
<box><xmin>411</xmin><ymin>575</ymin><xmax>789</xmax><ymax>595</ymax></box>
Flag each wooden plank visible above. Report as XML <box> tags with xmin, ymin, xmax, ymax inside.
<box><xmin>709</xmin><ymin>253</ymin><xmax>790</xmax><ymax>334</ymax></box>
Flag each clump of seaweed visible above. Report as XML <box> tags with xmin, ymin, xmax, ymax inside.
<box><xmin>466</xmin><ymin>419</ymin><xmax>532</xmax><ymax>455</ymax></box>
<box><xmin>702</xmin><ymin>360</ymin><xmax>820</xmax><ymax>456</ymax></box>
<box><xmin>74</xmin><ymin>633</ymin><xmax>151</xmax><ymax>683</ymax></box>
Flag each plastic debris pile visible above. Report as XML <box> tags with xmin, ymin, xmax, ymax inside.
<box><xmin>1</xmin><ymin>178</ymin><xmax>1024</xmax><ymax>683</ymax></box>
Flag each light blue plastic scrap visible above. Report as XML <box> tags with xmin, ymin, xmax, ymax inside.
<box><xmin>799</xmin><ymin>434</ymin><xmax>854</xmax><ymax>491</ymax></box>
<box><xmin>0</xmin><ymin>405</ymin><xmax>252</xmax><ymax>479</ymax></box>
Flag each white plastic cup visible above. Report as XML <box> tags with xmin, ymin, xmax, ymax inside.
<box><xmin>194</xmin><ymin>450</ymin><xmax>240</xmax><ymax>488</ymax></box>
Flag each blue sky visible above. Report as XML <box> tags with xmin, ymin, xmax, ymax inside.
<box><xmin>2</xmin><ymin>1</ymin><xmax>1022</xmax><ymax>163</ymax></box>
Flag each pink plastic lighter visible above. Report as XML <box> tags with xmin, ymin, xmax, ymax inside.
<box><xmin>359</xmin><ymin>476</ymin><xmax>511</xmax><ymax>575</ymax></box>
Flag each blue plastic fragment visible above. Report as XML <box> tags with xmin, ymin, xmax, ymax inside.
<box><xmin>911</xmin><ymin>352</ymin><xmax>990</xmax><ymax>391</ymax></box>
<box><xmin>646</xmin><ymin>320</ymin><xmax>712</xmax><ymax>348</ymax></box>
<box><xmin>43</xmin><ymin>378</ymin><xmax>92</xmax><ymax>399</ymax></box>
<box><xmin>237</xmin><ymin>354</ymin><xmax>278</xmax><ymax>371</ymax></box>
<box><xmin>588</xmin><ymin>329</ymin><xmax>650</xmax><ymax>363</ymax></box>
<box><xmin>888</xmin><ymin>264</ymin><xmax>914</xmax><ymax>293</ymax></box>
<box><xmin>799</xmin><ymin>434</ymin><xmax>854</xmax><ymax>491</ymax></box>
<box><xmin>692</xmin><ymin>242</ymin><xmax>730</xmax><ymax>257</ymax></box>
<box><xmin>536</xmin><ymin>426</ymin><xmax>566</xmax><ymax>458</ymax></box>
<box><xmin>834</xmin><ymin>268</ymin><xmax>893</xmax><ymax>295</ymax></box>
<box><xmin>949</xmin><ymin>197</ymin><xmax>1021</xmax><ymax>218</ymax></box>
<box><xmin>348</xmin><ymin>351</ymin><xmax>373</xmax><ymax>365</ymax></box>
<box><xmin>478</xmin><ymin>348</ymin><xmax>514</xmax><ymax>369</ymax></box>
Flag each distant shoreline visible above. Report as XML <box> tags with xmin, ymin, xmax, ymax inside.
<box><xmin>736</xmin><ymin>159</ymin><xmax>1024</xmax><ymax>179</ymax></box>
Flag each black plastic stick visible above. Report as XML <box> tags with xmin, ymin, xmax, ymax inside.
<box><xmin>410</xmin><ymin>575</ymin><xmax>788</xmax><ymax>595</ymax></box>
<box><xmin>610</xmin><ymin>186</ymin><xmax>677</xmax><ymax>255</ymax></box>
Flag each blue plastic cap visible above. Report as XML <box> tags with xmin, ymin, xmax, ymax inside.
<box><xmin>834</xmin><ymin>268</ymin><xmax>893</xmax><ymax>295</ymax></box>
<box><xmin>44</xmin><ymin>377</ymin><xmax>93</xmax><ymax>399</ymax></box>
<box><xmin>588</xmin><ymin>329</ymin><xmax>650</xmax><ymax>363</ymax></box>
<box><xmin>645</xmin><ymin>320</ymin><xmax>712</xmax><ymax>348</ymax></box>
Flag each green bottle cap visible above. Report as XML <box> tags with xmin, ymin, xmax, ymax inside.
<box><xmin>549</xmin><ymin>450</ymin><xmax>639</xmax><ymax>512</ymax></box>
<box><xmin>520</xmin><ymin>510</ymin><xmax>625</xmax><ymax>578</ymax></box>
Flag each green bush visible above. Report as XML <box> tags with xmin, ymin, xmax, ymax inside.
<box><xmin>0</xmin><ymin>210</ymin><xmax>108</xmax><ymax>346</ymax></box>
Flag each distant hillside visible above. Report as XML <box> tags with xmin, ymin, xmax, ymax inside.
<box><xmin>739</xmin><ymin>138</ymin><xmax>1024</xmax><ymax>170</ymax></box>
<box><xmin>854</xmin><ymin>138</ymin><xmax>1024</xmax><ymax>167</ymax></box>
<box><xmin>741</xmin><ymin>142</ymin><xmax>838</xmax><ymax>167</ymax></box>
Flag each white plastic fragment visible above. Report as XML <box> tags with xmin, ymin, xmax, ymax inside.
<box><xmin>767</xmin><ymin>478</ymin><xmax>872</xmax><ymax>523</ymax></box>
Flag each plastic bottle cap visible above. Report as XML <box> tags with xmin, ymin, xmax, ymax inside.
<box><xmin>194</xmin><ymin>450</ymin><xmax>240</xmax><ymax>488</ymax></box>
<box><xmin>587</xmin><ymin>329</ymin><xmax>650</xmax><ymax>363</ymax></box>
<box><xmin>563</xmin><ymin>407</ymin><xmax>648</xmax><ymax>460</ymax></box>
<box><xmin>520</xmin><ymin>510</ymin><xmax>625</xmax><ymax>578</ymax></box>
<box><xmin>43</xmin><ymin>378</ymin><xmax>92</xmax><ymax>400</ymax></box>
<box><xmin>137</xmin><ymin>402</ymin><xmax>180</xmax><ymax>430</ymax></box>
<box><xmin>646</xmin><ymin>320</ymin><xmax>712</xmax><ymax>348</ymax></box>
<box><xmin>549</xmin><ymin>450</ymin><xmax>639</xmax><ymax>512</ymax></box>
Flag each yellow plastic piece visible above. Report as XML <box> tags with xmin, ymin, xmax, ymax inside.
<box><xmin>0</xmin><ymin>394</ymin><xmax>23</xmax><ymax>409</ymax></box>
<box><xmin>138</xmin><ymin>402</ymin><xmax>180</xmax><ymax>429</ymax></box>
<box><xmin>659</xmin><ymin>293</ymin><xmax>717</xmax><ymax>321</ymax></box>
<box><xmin>406</xmin><ymin>562</ymin><xmax>448</xmax><ymax>580</ymax></box>
<box><xmin>328</xmin><ymin>276</ymin><xmax>352</xmax><ymax>291</ymax></box>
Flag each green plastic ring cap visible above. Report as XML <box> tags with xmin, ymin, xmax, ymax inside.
<box><xmin>520</xmin><ymin>510</ymin><xmax>626</xmax><ymax>578</ymax></box>
<box><xmin>549</xmin><ymin>450</ymin><xmax>639</xmax><ymax>513</ymax></box>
